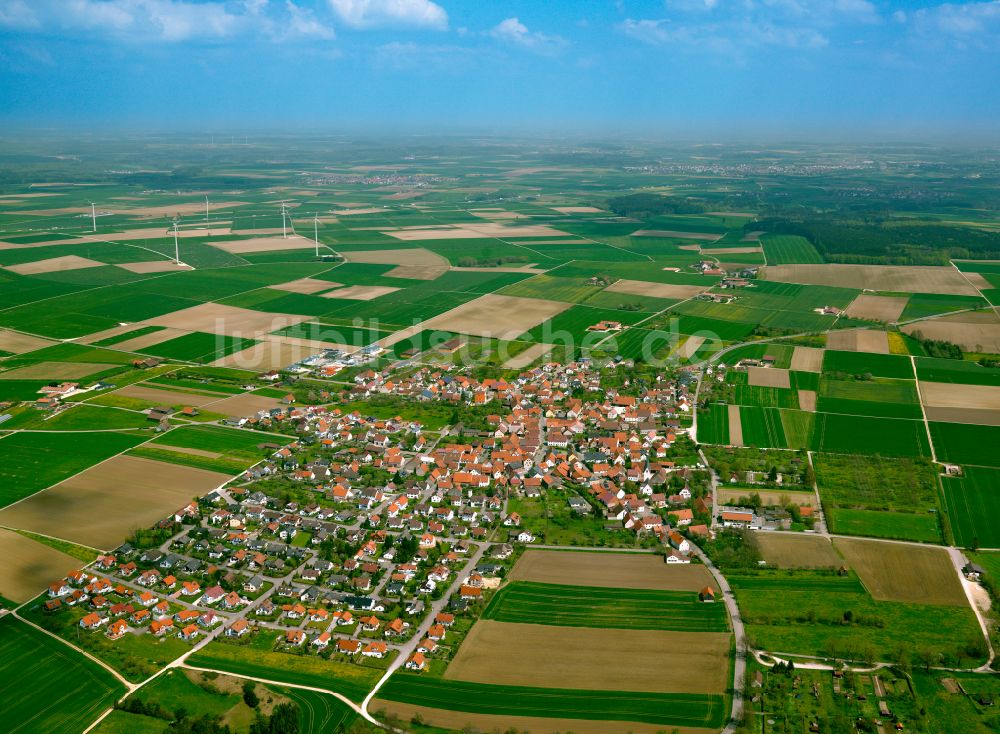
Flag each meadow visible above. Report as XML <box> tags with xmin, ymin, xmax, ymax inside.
<box><xmin>0</xmin><ymin>616</ymin><xmax>125</xmax><ymax>734</ymax></box>
<box><xmin>760</xmin><ymin>234</ymin><xmax>824</xmax><ymax>265</ymax></box>
<box><xmin>377</xmin><ymin>674</ymin><xmax>728</xmax><ymax>729</ymax></box>
<box><xmin>481</xmin><ymin>580</ymin><xmax>730</xmax><ymax>632</ymax></box>
<box><xmin>827</xmin><ymin>508</ymin><xmax>942</xmax><ymax>543</ymax></box>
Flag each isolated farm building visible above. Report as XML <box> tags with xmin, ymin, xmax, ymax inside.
<box><xmin>699</xmin><ymin>586</ymin><xmax>716</xmax><ymax>602</ymax></box>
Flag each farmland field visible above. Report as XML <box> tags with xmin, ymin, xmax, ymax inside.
<box><xmin>914</xmin><ymin>356</ymin><xmax>1000</xmax><ymax>386</ymax></box>
<box><xmin>827</xmin><ymin>508</ymin><xmax>942</xmax><ymax>543</ymax></box>
<box><xmin>941</xmin><ymin>467</ymin><xmax>1000</xmax><ymax>548</ymax></box>
<box><xmin>811</xmin><ymin>413</ymin><xmax>931</xmax><ymax>458</ymax></box>
<box><xmin>0</xmin><ymin>615</ymin><xmax>125</xmax><ymax>733</ymax></box>
<box><xmin>377</xmin><ymin>674</ymin><xmax>727</xmax><ymax>729</ymax></box>
<box><xmin>482</xmin><ymin>580</ymin><xmax>729</xmax><ymax>632</ymax></box>
<box><xmin>739</xmin><ymin>406</ymin><xmax>788</xmax><ymax>448</ymax></box>
<box><xmin>822</xmin><ymin>349</ymin><xmax>914</xmax><ymax>379</ymax></box>
<box><xmin>930</xmin><ymin>422</ymin><xmax>1000</xmax><ymax>467</ymax></box>
<box><xmin>508</xmin><ymin>549</ymin><xmax>717</xmax><ymax>591</ymax></box>
<box><xmin>756</xmin><ymin>534</ymin><xmax>844</xmax><ymax>569</ymax></box>
<box><xmin>698</xmin><ymin>403</ymin><xmax>731</xmax><ymax>444</ymax></box>
<box><xmin>833</xmin><ymin>538</ymin><xmax>967</xmax><ymax>605</ymax></box>
<box><xmin>760</xmin><ymin>234</ymin><xmax>824</xmax><ymax>265</ymax></box>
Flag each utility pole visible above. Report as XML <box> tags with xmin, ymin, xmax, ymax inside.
<box><xmin>90</xmin><ymin>203</ymin><xmax>97</xmax><ymax>232</ymax></box>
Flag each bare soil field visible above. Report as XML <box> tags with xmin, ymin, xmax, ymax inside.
<box><xmin>340</xmin><ymin>247</ymin><xmax>449</xmax><ymax>268</ymax></box>
<box><xmin>387</xmin><ymin>223</ymin><xmax>567</xmax><ymax>240</ymax></box>
<box><xmin>763</xmin><ymin>263</ymin><xmax>981</xmax><ymax>296</ymax></box>
<box><xmin>370</xmin><ymin>701</ymin><xmax>715</xmax><ymax>734</ymax></box>
<box><xmin>678</xmin><ymin>335</ymin><xmax>706</xmax><ymax>360</ymax></box>
<box><xmin>702</xmin><ymin>246</ymin><xmax>763</xmax><ymax>255</ymax></box>
<box><xmin>320</xmin><ymin>285</ymin><xmax>400</xmax><ymax>300</ymax></box>
<box><xmin>728</xmin><ymin>404</ymin><xmax>744</xmax><ymax>446</ymax></box>
<box><xmin>144</xmin><ymin>303</ymin><xmax>309</xmax><ymax>337</ymax></box>
<box><xmin>919</xmin><ymin>382</ymin><xmax>1000</xmax><ymax>410</ymax></box>
<box><xmin>332</xmin><ymin>207</ymin><xmax>385</xmax><ymax>216</ymax></box>
<box><xmin>757</xmin><ymin>533</ymin><xmax>843</xmax><ymax>569</ymax></box>
<box><xmin>196</xmin><ymin>392</ymin><xmax>283</xmax><ymax>416</ymax></box>
<box><xmin>110</xmin><ymin>201</ymin><xmax>248</xmax><ymax>218</ymax></box>
<box><xmin>209</xmin><ymin>235</ymin><xmax>317</xmax><ymax>254</ymax></box>
<box><xmin>0</xmin><ymin>329</ymin><xmax>55</xmax><ymax>354</ymax></box>
<box><xmin>450</xmin><ymin>264</ymin><xmax>545</xmax><ymax>273</ymax></box>
<box><xmin>509</xmin><ymin>549</ymin><xmax>717</xmax><ymax>592</ymax></box>
<box><xmin>116</xmin><ymin>385</ymin><xmax>227</xmax><ymax>408</ymax></box>
<box><xmin>210</xmin><ymin>340</ymin><xmax>321</xmax><ymax>372</ymax></box>
<box><xmin>844</xmin><ymin>295</ymin><xmax>909</xmax><ymax>323</ymax></box>
<box><xmin>826</xmin><ymin>329</ymin><xmax>890</xmax><ymax>354</ymax></box>
<box><xmin>271</xmin><ymin>277</ymin><xmax>340</xmax><ymax>295</ymax></box>
<box><xmin>0</xmin><ymin>361</ymin><xmax>116</xmax><ymax>380</ymax></box>
<box><xmin>507</xmin><ymin>239</ymin><xmax>585</xmax><ymax>245</ymax></box>
<box><xmin>6</xmin><ymin>255</ymin><xmax>104</xmax><ymax>275</ymax></box>
<box><xmin>469</xmin><ymin>210</ymin><xmax>528</xmax><ymax>220</ymax></box>
<box><xmin>552</xmin><ymin>206</ymin><xmax>604</xmax><ymax>214</ymax></box>
<box><xmin>903</xmin><ymin>311</ymin><xmax>1000</xmax><ymax>353</ymax></box>
<box><xmin>0</xmin><ymin>528</ymin><xmax>82</xmax><ymax>602</ymax></box>
<box><xmin>383</xmin><ymin>191</ymin><xmax>424</xmax><ymax>200</ymax></box>
<box><xmin>748</xmin><ymin>367</ymin><xmax>791</xmax><ymax>388</ymax></box>
<box><xmin>604</xmin><ymin>279</ymin><xmax>707</xmax><ymax>299</ymax></box>
<box><xmin>423</xmin><ymin>294</ymin><xmax>570</xmax><ymax>339</ymax></box>
<box><xmin>833</xmin><ymin>538</ymin><xmax>967</xmax><ymax>606</ymax></box>
<box><xmin>0</xmin><ymin>456</ymin><xmax>232</xmax><ymax>550</ymax></box>
<box><xmin>798</xmin><ymin>389</ymin><xmax>817</xmax><ymax>412</ymax></box>
<box><xmin>446</xmin><ymin>621</ymin><xmax>730</xmax><ymax>694</ymax></box>
<box><xmin>151</xmin><ymin>445</ymin><xmax>222</xmax><ymax>459</ymax></box>
<box><xmin>924</xmin><ymin>407</ymin><xmax>1000</xmax><ymax>426</ymax></box>
<box><xmin>790</xmin><ymin>346</ymin><xmax>824</xmax><ymax>372</ymax></box>
<box><xmin>15</xmin><ymin>227</ymin><xmax>232</xmax><ymax>249</ymax></box>
<box><xmin>631</xmin><ymin>230</ymin><xmax>723</xmax><ymax>241</ymax></box>
<box><xmin>385</xmin><ymin>265</ymin><xmax>449</xmax><ymax>280</ymax></box>
<box><xmin>112</xmin><ymin>327</ymin><xmax>189</xmax><ymax>352</ymax></box>
<box><xmin>503</xmin><ymin>342</ymin><xmax>553</xmax><ymax>369</ymax></box>
<box><xmin>117</xmin><ymin>260</ymin><xmax>191</xmax><ymax>274</ymax></box>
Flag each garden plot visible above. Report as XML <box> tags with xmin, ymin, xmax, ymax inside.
<box><xmin>728</xmin><ymin>404</ymin><xmax>744</xmax><ymax>446</ymax></box>
<box><xmin>763</xmin><ymin>264</ymin><xmax>982</xmax><ymax>296</ymax></box>
<box><xmin>826</xmin><ymin>329</ymin><xmax>890</xmax><ymax>354</ymax></box>
<box><xmin>143</xmin><ymin>303</ymin><xmax>309</xmax><ymax>337</ymax></box>
<box><xmin>0</xmin><ymin>361</ymin><xmax>116</xmax><ymax>380</ymax></box>
<box><xmin>422</xmin><ymin>294</ymin><xmax>570</xmax><ymax>340</ymax></box>
<box><xmin>790</xmin><ymin>346</ymin><xmax>824</xmax><ymax>372</ymax></box>
<box><xmin>0</xmin><ymin>455</ymin><xmax>232</xmax><ymax>550</ymax></box>
<box><xmin>445</xmin><ymin>621</ymin><xmax>730</xmax><ymax>695</ymax></box>
<box><xmin>844</xmin><ymin>294</ymin><xmax>909</xmax><ymax>322</ymax></box>
<box><xmin>209</xmin><ymin>235</ymin><xmax>319</xmax><ymax>254</ymax></box>
<box><xmin>509</xmin><ymin>549</ymin><xmax>717</xmax><ymax>592</ymax></box>
<box><xmin>0</xmin><ymin>329</ymin><xmax>56</xmax><ymax>354</ymax></box>
<box><xmin>6</xmin><ymin>255</ymin><xmax>105</xmax><ymax>275</ymax></box>
<box><xmin>0</xmin><ymin>528</ymin><xmax>82</xmax><ymax>602</ymax></box>
<box><xmin>748</xmin><ymin>367</ymin><xmax>791</xmax><ymax>388</ymax></box>
<box><xmin>903</xmin><ymin>310</ymin><xmax>1000</xmax><ymax>353</ymax></box>
<box><xmin>604</xmin><ymin>279</ymin><xmax>707</xmax><ymax>300</ymax></box>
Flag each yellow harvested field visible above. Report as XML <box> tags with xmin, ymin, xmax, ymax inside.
<box><xmin>551</xmin><ymin>206</ymin><xmax>604</xmax><ymax>214</ymax></box>
<box><xmin>340</xmin><ymin>247</ymin><xmax>448</xmax><ymax>267</ymax></box>
<box><xmin>446</xmin><ymin>620</ymin><xmax>730</xmax><ymax>694</ymax></box>
<box><xmin>469</xmin><ymin>210</ymin><xmax>528</xmax><ymax>219</ymax></box>
<box><xmin>790</xmin><ymin>346</ymin><xmax>824</xmax><ymax>372</ymax></box>
<box><xmin>757</xmin><ymin>533</ymin><xmax>843</xmax><ymax>569</ymax></box>
<box><xmin>109</xmin><ymin>200</ymin><xmax>248</xmax><ymax>217</ymax></box>
<box><xmin>632</xmin><ymin>229</ymin><xmax>723</xmax><ymax>241</ymax></box>
<box><xmin>799</xmin><ymin>389</ymin><xmax>817</xmax><ymax>412</ymax></box>
<box><xmin>764</xmin><ymin>263</ymin><xmax>981</xmax><ymax>296</ymax></box>
<box><xmin>0</xmin><ymin>456</ymin><xmax>232</xmax><ymax>550</ymax></box>
<box><xmin>903</xmin><ymin>311</ymin><xmax>1000</xmax><ymax>353</ymax></box>
<box><xmin>320</xmin><ymin>285</ymin><xmax>400</xmax><ymax>300</ymax></box>
<box><xmin>924</xmin><ymin>407</ymin><xmax>1000</xmax><ymax>426</ymax></box>
<box><xmin>604</xmin><ymin>278</ymin><xmax>707</xmax><ymax>299</ymax></box>
<box><xmin>202</xmin><ymin>393</ymin><xmax>284</xmax><ymax>416</ymax></box>
<box><xmin>0</xmin><ymin>329</ymin><xmax>56</xmax><ymax>354</ymax></box>
<box><xmin>6</xmin><ymin>255</ymin><xmax>104</xmax><ymax>275</ymax></box>
<box><xmin>748</xmin><ymin>367</ymin><xmax>791</xmax><ymax>388</ymax></box>
<box><xmin>112</xmin><ymin>327</ymin><xmax>189</xmax><ymax>352</ymax></box>
<box><xmin>703</xmin><ymin>246</ymin><xmax>762</xmax><ymax>254</ymax></box>
<box><xmin>844</xmin><ymin>294</ymin><xmax>909</xmax><ymax>323</ymax></box>
<box><xmin>677</xmin><ymin>335</ymin><xmax>706</xmax><ymax>360</ymax></box>
<box><xmin>422</xmin><ymin>294</ymin><xmax>570</xmax><ymax>339</ymax></box>
<box><xmin>210</xmin><ymin>339</ymin><xmax>324</xmax><ymax>371</ymax></box>
<box><xmin>919</xmin><ymin>381</ymin><xmax>1000</xmax><ymax>410</ymax></box>
<box><xmin>270</xmin><ymin>278</ymin><xmax>340</xmax><ymax>295</ymax></box>
<box><xmin>450</xmin><ymin>264</ymin><xmax>545</xmax><ymax>273</ymax></box>
<box><xmin>0</xmin><ymin>529</ymin><xmax>83</xmax><ymax>602</ymax></box>
<box><xmin>332</xmin><ymin>207</ymin><xmax>385</xmax><ymax>215</ymax></box>
<box><xmin>152</xmin><ymin>445</ymin><xmax>222</xmax><ymax>459</ymax></box>
<box><xmin>117</xmin><ymin>260</ymin><xmax>192</xmax><ymax>274</ymax></box>
<box><xmin>826</xmin><ymin>329</ymin><xmax>890</xmax><ymax>354</ymax></box>
<box><xmin>0</xmin><ymin>361</ymin><xmax>116</xmax><ymax>380</ymax></box>
<box><xmin>833</xmin><ymin>538</ymin><xmax>967</xmax><ymax>606</ymax></box>
<box><xmin>382</xmin><ymin>191</ymin><xmax>424</xmax><ymax>200</ymax></box>
<box><xmin>386</xmin><ymin>222</ymin><xmax>567</xmax><ymax>240</ymax></box>
<box><xmin>385</xmin><ymin>265</ymin><xmax>449</xmax><ymax>280</ymax></box>
<box><xmin>209</xmin><ymin>235</ymin><xmax>317</xmax><ymax>254</ymax></box>
<box><xmin>14</xmin><ymin>227</ymin><xmax>232</xmax><ymax>248</ymax></box>
<box><xmin>503</xmin><ymin>342</ymin><xmax>553</xmax><ymax>369</ymax></box>
<box><xmin>143</xmin><ymin>303</ymin><xmax>309</xmax><ymax>337</ymax></box>
<box><xmin>370</xmin><ymin>701</ymin><xmax>715</xmax><ymax>734</ymax></box>
<box><xmin>509</xmin><ymin>549</ymin><xmax>717</xmax><ymax>592</ymax></box>
<box><xmin>728</xmin><ymin>404</ymin><xmax>744</xmax><ymax>446</ymax></box>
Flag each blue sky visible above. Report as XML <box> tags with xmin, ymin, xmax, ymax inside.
<box><xmin>1</xmin><ymin>0</ymin><xmax>999</xmax><ymax>138</ymax></box>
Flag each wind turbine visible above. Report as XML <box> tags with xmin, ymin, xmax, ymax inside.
<box><xmin>280</xmin><ymin>201</ymin><xmax>288</xmax><ymax>239</ymax></box>
<box><xmin>313</xmin><ymin>213</ymin><xmax>320</xmax><ymax>258</ymax></box>
<box><xmin>90</xmin><ymin>202</ymin><xmax>97</xmax><ymax>232</ymax></box>
<box><xmin>205</xmin><ymin>195</ymin><xmax>209</xmax><ymax>222</ymax></box>
<box><xmin>172</xmin><ymin>217</ymin><xmax>180</xmax><ymax>265</ymax></box>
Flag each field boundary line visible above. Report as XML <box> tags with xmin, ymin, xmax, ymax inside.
<box><xmin>911</xmin><ymin>354</ymin><xmax>938</xmax><ymax>462</ymax></box>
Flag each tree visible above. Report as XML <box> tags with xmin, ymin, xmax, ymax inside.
<box><xmin>768</xmin><ymin>466</ymin><xmax>778</xmax><ymax>483</ymax></box>
<box><xmin>242</xmin><ymin>681</ymin><xmax>259</xmax><ymax>709</ymax></box>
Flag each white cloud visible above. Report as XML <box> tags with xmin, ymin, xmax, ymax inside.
<box><xmin>0</xmin><ymin>0</ymin><xmax>335</xmax><ymax>42</ymax></box>
<box><xmin>489</xmin><ymin>17</ymin><xmax>568</xmax><ymax>55</ymax></box>
<box><xmin>327</xmin><ymin>0</ymin><xmax>447</xmax><ymax>30</ymax></box>
<box><xmin>619</xmin><ymin>17</ymin><xmax>827</xmax><ymax>51</ymax></box>
<box><xmin>912</xmin><ymin>1</ymin><xmax>1000</xmax><ymax>40</ymax></box>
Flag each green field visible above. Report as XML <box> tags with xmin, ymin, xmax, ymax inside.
<box><xmin>811</xmin><ymin>413</ymin><xmax>931</xmax><ymax>458</ymax></box>
<box><xmin>915</xmin><ymin>357</ymin><xmax>1000</xmax><ymax>386</ymax></box>
<box><xmin>0</xmin><ymin>615</ymin><xmax>125</xmax><ymax>733</ymax></box>
<box><xmin>130</xmin><ymin>424</ymin><xmax>273</xmax><ymax>472</ymax></box>
<box><xmin>760</xmin><ymin>234</ymin><xmax>824</xmax><ymax>265</ymax></box>
<box><xmin>827</xmin><ymin>508</ymin><xmax>942</xmax><ymax>543</ymax></box>
<box><xmin>0</xmin><ymin>404</ymin><xmax>152</xmax><ymax>431</ymax></box>
<box><xmin>814</xmin><ymin>454</ymin><xmax>940</xmax><ymax>514</ymax></box>
<box><xmin>698</xmin><ymin>403</ymin><xmax>730</xmax><ymax>444</ymax></box>
<box><xmin>92</xmin><ymin>325</ymin><xmax>167</xmax><ymax>347</ymax></box>
<box><xmin>521</xmin><ymin>304</ymin><xmax>651</xmax><ymax>343</ymax></box>
<box><xmin>740</xmin><ymin>406</ymin><xmax>788</xmax><ymax>448</ymax></box>
<box><xmin>378</xmin><ymin>674</ymin><xmax>727</xmax><ymax>729</ymax></box>
<box><xmin>731</xmin><ymin>384</ymin><xmax>801</xmax><ymax>409</ymax></box>
<box><xmin>269</xmin><ymin>685</ymin><xmax>356</xmax><ymax>733</ymax></box>
<box><xmin>779</xmin><ymin>409</ymin><xmax>815</xmax><ymax>449</ymax></box>
<box><xmin>497</xmin><ymin>275</ymin><xmax>604</xmax><ymax>303</ymax></box>
<box><xmin>942</xmin><ymin>467</ymin><xmax>1000</xmax><ymax>548</ymax></box>
<box><xmin>0</xmin><ymin>430</ymin><xmax>147</xmax><ymax>507</ymax></box>
<box><xmin>899</xmin><ymin>293</ymin><xmax>988</xmax><ymax>321</ymax></box>
<box><xmin>930</xmin><ymin>422</ymin><xmax>1000</xmax><ymax>467</ymax></box>
<box><xmin>139</xmin><ymin>332</ymin><xmax>258</xmax><ymax>364</ymax></box>
<box><xmin>823</xmin><ymin>350</ymin><xmax>915</xmax><ymax>379</ymax></box>
<box><xmin>481</xmin><ymin>581</ymin><xmax>730</xmax><ymax>632</ymax></box>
